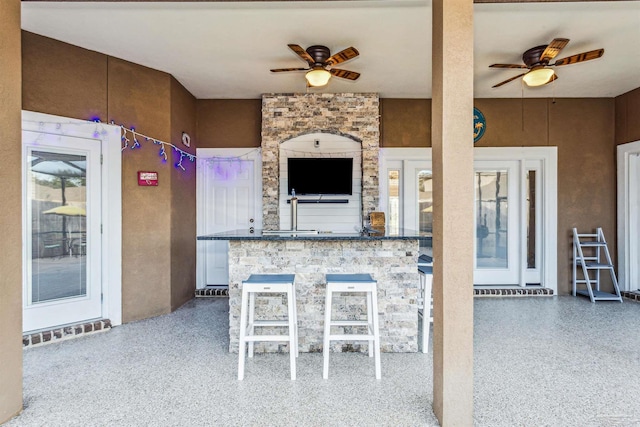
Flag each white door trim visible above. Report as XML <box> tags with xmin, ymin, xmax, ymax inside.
<box><xmin>617</xmin><ymin>140</ymin><xmax>640</xmax><ymax>292</ymax></box>
<box><xmin>379</xmin><ymin>146</ymin><xmax>557</xmax><ymax>291</ymax></box>
<box><xmin>196</xmin><ymin>147</ymin><xmax>262</xmax><ymax>289</ymax></box>
<box><xmin>22</xmin><ymin>111</ymin><xmax>122</xmax><ymax>328</ymax></box>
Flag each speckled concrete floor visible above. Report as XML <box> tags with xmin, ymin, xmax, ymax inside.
<box><xmin>5</xmin><ymin>297</ymin><xmax>640</xmax><ymax>427</ymax></box>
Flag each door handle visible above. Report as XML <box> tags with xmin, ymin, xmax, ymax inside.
<box><xmin>249</xmin><ymin>218</ymin><xmax>254</xmax><ymax>223</ymax></box>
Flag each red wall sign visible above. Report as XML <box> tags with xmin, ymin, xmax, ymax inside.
<box><xmin>138</xmin><ymin>171</ymin><xmax>158</xmax><ymax>186</ymax></box>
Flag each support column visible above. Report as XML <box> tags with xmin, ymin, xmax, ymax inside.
<box><xmin>0</xmin><ymin>0</ymin><xmax>24</xmax><ymax>423</ymax></box>
<box><xmin>431</xmin><ymin>0</ymin><xmax>474</xmax><ymax>425</ymax></box>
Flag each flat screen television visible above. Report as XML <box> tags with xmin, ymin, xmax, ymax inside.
<box><xmin>287</xmin><ymin>157</ymin><xmax>353</xmax><ymax>195</ymax></box>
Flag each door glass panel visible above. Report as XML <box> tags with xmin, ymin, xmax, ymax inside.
<box><xmin>387</xmin><ymin>170</ymin><xmax>400</xmax><ymax>234</ymax></box>
<box><xmin>28</xmin><ymin>150</ymin><xmax>87</xmax><ymax>304</ymax></box>
<box><xmin>526</xmin><ymin>170</ymin><xmax>536</xmax><ymax>269</ymax></box>
<box><xmin>475</xmin><ymin>170</ymin><xmax>508</xmax><ymax>269</ymax></box>
<box><xmin>417</xmin><ymin>170</ymin><xmax>433</xmax><ymax>256</ymax></box>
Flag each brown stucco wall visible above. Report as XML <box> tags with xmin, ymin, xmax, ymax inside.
<box><xmin>0</xmin><ymin>0</ymin><xmax>23</xmax><ymax>422</ymax></box>
<box><xmin>615</xmin><ymin>87</ymin><xmax>640</xmax><ymax>145</ymax></box>
<box><xmin>380</xmin><ymin>98</ymin><xmax>430</xmax><ymax>147</ymax></box>
<box><xmin>108</xmin><ymin>57</ymin><xmax>173</xmax><ymax>322</ymax></box>
<box><xmin>22</xmin><ymin>31</ymin><xmax>107</xmax><ymax>119</ymax></box>
<box><xmin>474</xmin><ymin>99</ymin><xmax>550</xmax><ymax>147</ymax></box>
<box><xmin>22</xmin><ymin>33</ymin><xmax>198</xmax><ymax>323</ymax></box>
<box><xmin>196</xmin><ymin>99</ymin><xmax>261</xmax><ymax>148</ymax></box>
<box><xmin>170</xmin><ymin>77</ymin><xmax>197</xmax><ymax>310</ymax></box>
<box><xmin>549</xmin><ymin>99</ymin><xmax>616</xmax><ymax>293</ymax></box>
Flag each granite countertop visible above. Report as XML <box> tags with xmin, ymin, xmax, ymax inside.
<box><xmin>197</xmin><ymin>228</ymin><xmax>431</xmax><ymax>241</ymax></box>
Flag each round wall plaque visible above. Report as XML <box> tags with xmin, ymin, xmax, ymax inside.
<box><xmin>473</xmin><ymin>107</ymin><xmax>486</xmax><ymax>143</ymax></box>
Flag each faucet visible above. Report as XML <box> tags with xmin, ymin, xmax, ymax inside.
<box><xmin>291</xmin><ymin>189</ymin><xmax>298</xmax><ymax>231</ymax></box>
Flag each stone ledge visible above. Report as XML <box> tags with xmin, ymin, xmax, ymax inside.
<box><xmin>23</xmin><ymin>319</ymin><xmax>112</xmax><ymax>349</ymax></box>
<box><xmin>474</xmin><ymin>288</ymin><xmax>554</xmax><ymax>297</ymax></box>
<box><xmin>622</xmin><ymin>291</ymin><xmax>640</xmax><ymax>303</ymax></box>
<box><xmin>195</xmin><ymin>288</ymin><xmax>229</xmax><ymax>297</ymax></box>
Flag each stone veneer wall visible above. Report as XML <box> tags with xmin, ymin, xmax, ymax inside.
<box><xmin>228</xmin><ymin>239</ymin><xmax>419</xmax><ymax>353</ymax></box>
<box><xmin>261</xmin><ymin>93</ymin><xmax>380</xmax><ymax>230</ymax></box>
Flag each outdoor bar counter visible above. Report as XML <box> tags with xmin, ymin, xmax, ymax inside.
<box><xmin>198</xmin><ymin>229</ymin><xmax>428</xmax><ymax>353</ymax></box>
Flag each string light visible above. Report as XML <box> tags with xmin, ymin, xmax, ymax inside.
<box><xmin>108</xmin><ymin>120</ymin><xmax>196</xmax><ymax>170</ymax></box>
<box><xmin>158</xmin><ymin>145</ymin><xmax>167</xmax><ymax>162</ymax></box>
<box><xmin>120</xmin><ymin>125</ymin><xmax>130</xmax><ymax>151</ymax></box>
<box><xmin>25</xmin><ymin>118</ymin><xmax>371</xmax><ymax>173</ymax></box>
<box><xmin>130</xmin><ymin>128</ymin><xmax>141</xmax><ymax>150</ymax></box>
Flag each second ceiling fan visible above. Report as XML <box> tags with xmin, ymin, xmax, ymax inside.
<box><xmin>490</xmin><ymin>38</ymin><xmax>604</xmax><ymax>88</ymax></box>
<box><xmin>271</xmin><ymin>44</ymin><xmax>360</xmax><ymax>87</ymax></box>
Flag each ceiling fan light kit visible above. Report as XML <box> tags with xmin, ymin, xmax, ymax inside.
<box><xmin>305</xmin><ymin>68</ymin><xmax>332</xmax><ymax>87</ymax></box>
<box><xmin>271</xmin><ymin>44</ymin><xmax>360</xmax><ymax>87</ymax></box>
<box><xmin>489</xmin><ymin>38</ymin><xmax>604</xmax><ymax>89</ymax></box>
<box><xmin>523</xmin><ymin>68</ymin><xmax>555</xmax><ymax>87</ymax></box>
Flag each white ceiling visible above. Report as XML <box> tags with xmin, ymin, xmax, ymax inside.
<box><xmin>21</xmin><ymin>1</ymin><xmax>640</xmax><ymax>99</ymax></box>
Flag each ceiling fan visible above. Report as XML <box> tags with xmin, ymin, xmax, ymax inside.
<box><xmin>490</xmin><ymin>38</ymin><xmax>604</xmax><ymax>88</ymax></box>
<box><xmin>270</xmin><ymin>44</ymin><xmax>361</xmax><ymax>87</ymax></box>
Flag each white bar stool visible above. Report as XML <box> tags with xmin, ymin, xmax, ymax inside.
<box><xmin>237</xmin><ymin>274</ymin><xmax>298</xmax><ymax>381</ymax></box>
<box><xmin>323</xmin><ymin>273</ymin><xmax>381</xmax><ymax>380</ymax></box>
<box><xmin>418</xmin><ymin>265</ymin><xmax>434</xmax><ymax>354</ymax></box>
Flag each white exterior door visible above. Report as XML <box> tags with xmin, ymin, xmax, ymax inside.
<box><xmin>632</xmin><ymin>154</ymin><xmax>640</xmax><ymax>291</ymax></box>
<box><xmin>618</xmin><ymin>141</ymin><xmax>640</xmax><ymax>291</ymax></box>
<box><xmin>197</xmin><ymin>149</ymin><xmax>262</xmax><ymax>288</ymax></box>
<box><xmin>473</xmin><ymin>160</ymin><xmax>520</xmax><ymax>285</ymax></box>
<box><xmin>23</xmin><ymin>131</ymin><xmax>102</xmax><ymax>332</ymax></box>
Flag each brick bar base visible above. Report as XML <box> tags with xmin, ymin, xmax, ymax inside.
<box><xmin>195</xmin><ymin>288</ymin><xmax>229</xmax><ymax>297</ymax></box>
<box><xmin>622</xmin><ymin>291</ymin><xmax>640</xmax><ymax>302</ymax></box>
<box><xmin>474</xmin><ymin>288</ymin><xmax>554</xmax><ymax>297</ymax></box>
<box><xmin>23</xmin><ymin>319</ymin><xmax>112</xmax><ymax>349</ymax></box>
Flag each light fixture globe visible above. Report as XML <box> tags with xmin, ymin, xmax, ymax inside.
<box><xmin>305</xmin><ymin>68</ymin><xmax>331</xmax><ymax>87</ymax></box>
<box><xmin>522</xmin><ymin>68</ymin><xmax>555</xmax><ymax>87</ymax></box>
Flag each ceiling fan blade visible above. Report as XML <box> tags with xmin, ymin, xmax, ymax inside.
<box><xmin>492</xmin><ymin>72</ymin><xmax>527</xmax><ymax>88</ymax></box>
<box><xmin>270</xmin><ymin>67</ymin><xmax>309</xmax><ymax>73</ymax></box>
<box><xmin>544</xmin><ymin>74</ymin><xmax>558</xmax><ymax>85</ymax></box>
<box><xmin>489</xmin><ymin>63</ymin><xmax>528</xmax><ymax>69</ymax></box>
<box><xmin>540</xmin><ymin>38</ymin><xmax>570</xmax><ymax>63</ymax></box>
<box><xmin>553</xmin><ymin>48</ymin><xmax>604</xmax><ymax>66</ymax></box>
<box><xmin>287</xmin><ymin>44</ymin><xmax>315</xmax><ymax>65</ymax></box>
<box><xmin>325</xmin><ymin>47</ymin><xmax>359</xmax><ymax>66</ymax></box>
<box><xmin>329</xmin><ymin>68</ymin><xmax>361</xmax><ymax>81</ymax></box>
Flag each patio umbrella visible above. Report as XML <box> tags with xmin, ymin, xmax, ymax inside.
<box><xmin>43</xmin><ymin>205</ymin><xmax>86</xmax><ymax>216</ymax></box>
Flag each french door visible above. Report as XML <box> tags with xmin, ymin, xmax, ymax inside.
<box><xmin>23</xmin><ymin>131</ymin><xmax>102</xmax><ymax>332</ymax></box>
<box><xmin>473</xmin><ymin>161</ymin><xmax>520</xmax><ymax>284</ymax></box>
<box><xmin>399</xmin><ymin>156</ymin><xmax>544</xmax><ymax>286</ymax></box>
<box><xmin>403</xmin><ymin>161</ymin><xmax>433</xmax><ymax>257</ymax></box>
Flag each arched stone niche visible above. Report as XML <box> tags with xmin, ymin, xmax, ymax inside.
<box><xmin>279</xmin><ymin>132</ymin><xmax>362</xmax><ymax>232</ymax></box>
<box><xmin>261</xmin><ymin>93</ymin><xmax>380</xmax><ymax>230</ymax></box>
